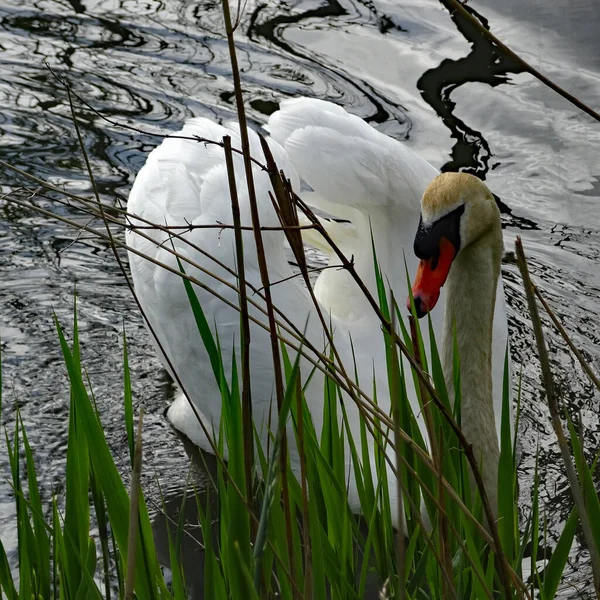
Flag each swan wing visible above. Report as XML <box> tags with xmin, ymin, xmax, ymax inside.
<box><xmin>268</xmin><ymin>97</ymin><xmax>438</xmax><ymax>216</ymax></box>
<box><xmin>126</xmin><ymin>118</ymin><xmax>315</xmax><ymax>448</ymax></box>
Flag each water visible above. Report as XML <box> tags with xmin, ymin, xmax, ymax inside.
<box><xmin>1</xmin><ymin>0</ymin><xmax>599</xmax><ymax>596</ymax></box>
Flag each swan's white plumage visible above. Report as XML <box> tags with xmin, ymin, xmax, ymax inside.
<box><xmin>127</xmin><ymin>98</ymin><xmax>510</xmax><ymax>515</ymax></box>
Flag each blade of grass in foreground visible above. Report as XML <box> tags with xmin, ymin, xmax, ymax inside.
<box><xmin>55</xmin><ymin>316</ymin><xmax>162</xmax><ymax>599</ymax></box>
<box><xmin>0</xmin><ymin>539</ymin><xmax>17</xmax><ymax>600</ymax></box>
<box><xmin>498</xmin><ymin>347</ymin><xmax>516</xmax><ymax>563</ymax></box>
<box><xmin>567</xmin><ymin>418</ymin><xmax>600</xmax><ymax>553</ymax></box>
<box><xmin>541</xmin><ymin>506</ymin><xmax>578</xmax><ymax>599</ymax></box>
<box><xmin>20</xmin><ymin>414</ymin><xmax>51</xmax><ymax>598</ymax></box>
<box><xmin>253</xmin><ymin>344</ymin><xmax>301</xmax><ymax>589</ymax></box>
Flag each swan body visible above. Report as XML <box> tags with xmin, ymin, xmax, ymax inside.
<box><xmin>126</xmin><ymin>98</ymin><xmax>509</xmax><ymax>516</ymax></box>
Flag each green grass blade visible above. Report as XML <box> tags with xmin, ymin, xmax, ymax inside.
<box><xmin>161</xmin><ymin>496</ymin><xmax>186</xmax><ymax>600</ymax></box>
<box><xmin>498</xmin><ymin>347</ymin><xmax>515</xmax><ymax>561</ymax></box>
<box><xmin>196</xmin><ymin>490</ymin><xmax>227</xmax><ymax>599</ymax></box>
<box><xmin>567</xmin><ymin>417</ymin><xmax>600</xmax><ymax>551</ymax></box>
<box><xmin>0</xmin><ymin>539</ymin><xmax>17</xmax><ymax>600</ymax></box>
<box><xmin>89</xmin><ymin>466</ymin><xmax>112</xmax><ymax>600</ymax></box>
<box><xmin>20</xmin><ymin>417</ymin><xmax>51</xmax><ymax>598</ymax></box>
<box><xmin>253</xmin><ymin>345</ymin><xmax>301</xmax><ymax>586</ymax></box>
<box><xmin>221</xmin><ymin>345</ymin><xmax>250</xmax><ymax>536</ymax></box>
<box><xmin>176</xmin><ymin>258</ymin><xmax>225</xmax><ymax>390</ymax></box>
<box><xmin>234</xmin><ymin>542</ymin><xmax>261</xmax><ymax>600</ymax></box>
<box><xmin>306</xmin><ymin>481</ymin><xmax>327</xmax><ymax>600</ymax></box>
<box><xmin>54</xmin><ymin>316</ymin><xmax>162</xmax><ymax>599</ymax></box>
<box><xmin>541</xmin><ymin>507</ymin><xmax>578</xmax><ymax>599</ymax></box>
<box><xmin>123</xmin><ymin>327</ymin><xmax>134</xmax><ymax>465</ymax></box>
<box><xmin>53</xmin><ymin>497</ymin><xmax>70</xmax><ymax>600</ymax></box>
<box><xmin>64</xmin><ymin>392</ymin><xmax>90</xmax><ymax>595</ymax></box>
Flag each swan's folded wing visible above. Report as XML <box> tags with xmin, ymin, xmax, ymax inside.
<box><xmin>268</xmin><ymin>98</ymin><xmax>438</xmax><ymax>215</ymax></box>
<box><xmin>268</xmin><ymin>97</ymin><xmax>382</xmax><ymax>145</ymax></box>
<box><xmin>126</xmin><ymin>117</ymin><xmax>317</xmax><ymax>447</ymax></box>
<box><xmin>126</xmin><ymin>117</ymin><xmax>308</xmax><ymax>339</ymax></box>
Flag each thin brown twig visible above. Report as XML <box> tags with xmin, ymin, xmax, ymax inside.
<box><xmin>223</xmin><ymin>135</ymin><xmax>255</xmax><ymax>528</ymax></box>
<box><xmin>533</xmin><ymin>285</ymin><xmax>600</xmax><ymax>393</ymax></box>
<box><xmin>232</xmin><ymin>0</ymin><xmax>248</xmax><ymax>30</ymax></box>
<box><xmin>258</xmin><ymin>262</ymin><xmax>349</xmax><ymax>292</ymax></box>
<box><xmin>257</xmin><ymin>137</ymin><xmax>429</xmax><ymax>595</ymax></box>
<box><xmin>128</xmin><ymin>223</ymin><xmax>315</xmax><ymax>231</ymax></box>
<box><xmin>444</xmin><ymin>0</ymin><xmax>600</xmax><ymax>123</ymax></box>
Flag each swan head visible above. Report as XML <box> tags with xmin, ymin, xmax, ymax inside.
<box><xmin>407</xmin><ymin>172</ymin><xmax>500</xmax><ymax>318</ymax></box>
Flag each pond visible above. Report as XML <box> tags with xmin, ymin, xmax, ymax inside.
<box><xmin>1</xmin><ymin>0</ymin><xmax>599</xmax><ymax>597</ymax></box>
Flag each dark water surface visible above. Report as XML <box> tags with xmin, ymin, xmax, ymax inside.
<box><xmin>1</xmin><ymin>0</ymin><xmax>599</xmax><ymax>597</ymax></box>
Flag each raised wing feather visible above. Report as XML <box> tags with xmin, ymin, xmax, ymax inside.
<box><xmin>268</xmin><ymin>97</ymin><xmax>438</xmax><ymax>216</ymax></box>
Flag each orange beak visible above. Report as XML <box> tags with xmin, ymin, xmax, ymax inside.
<box><xmin>408</xmin><ymin>237</ymin><xmax>456</xmax><ymax>318</ymax></box>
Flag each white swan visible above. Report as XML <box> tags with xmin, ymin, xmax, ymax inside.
<box><xmin>410</xmin><ymin>172</ymin><xmax>506</xmax><ymax>513</ymax></box>
<box><xmin>126</xmin><ymin>97</ymin><xmax>509</xmax><ymax>517</ymax></box>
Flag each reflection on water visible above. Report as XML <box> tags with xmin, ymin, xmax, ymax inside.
<box><xmin>417</xmin><ymin>1</ymin><xmax>524</xmax><ymax>175</ymax></box>
<box><xmin>1</xmin><ymin>0</ymin><xmax>599</xmax><ymax>597</ymax></box>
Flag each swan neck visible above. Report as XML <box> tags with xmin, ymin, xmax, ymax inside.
<box><xmin>442</xmin><ymin>226</ymin><xmax>503</xmax><ymax>511</ymax></box>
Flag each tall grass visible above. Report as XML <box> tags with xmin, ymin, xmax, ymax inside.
<box><xmin>0</xmin><ymin>257</ymin><xmax>597</xmax><ymax>598</ymax></box>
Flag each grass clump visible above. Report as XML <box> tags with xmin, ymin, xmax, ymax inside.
<box><xmin>0</xmin><ymin>260</ymin><xmax>597</xmax><ymax>599</ymax></box>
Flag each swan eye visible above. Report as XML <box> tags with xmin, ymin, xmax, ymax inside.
<box><xmin>413</xmin><ymin>203</ymin><xmax>464</xmax><ymax>264</ymax></box>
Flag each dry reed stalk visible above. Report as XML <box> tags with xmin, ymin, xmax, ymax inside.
<box><xmin>515</xmin><ymin>236</ymin><xmax>600</xmax><ymax>596</ymax></box>
<box><xmin>254</xmin><ymin>137</ymin><xmax>313</xmax><ymax>594</ymax></box>
<box><xmin>442</xmin><ymin>0</ymin><xmax>600</xmax><ymax>124</ymax></box>
<box><xmin>124</xmin><ymin>409</ymin><xmax>144</xmax><ymax>600</ymax></box>
<box><xmin>223</xmin><ymin>135</ymin><xmax>255</xmax><ymax>525</ymax></box>
<box><xmin>220</xmin><ymin>0</ymin><xmax>297</xmax><ymax>591</ymax></box>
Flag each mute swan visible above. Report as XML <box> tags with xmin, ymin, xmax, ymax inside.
<box><xmin>126</xmin><ymin>97</ymin><xmax>509</xmax><ymax>518</ymax></box>
<box><xmin>410</xmin><ymin>172</ymin><xmax>506</xmax><ymax>514</ymax></box>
